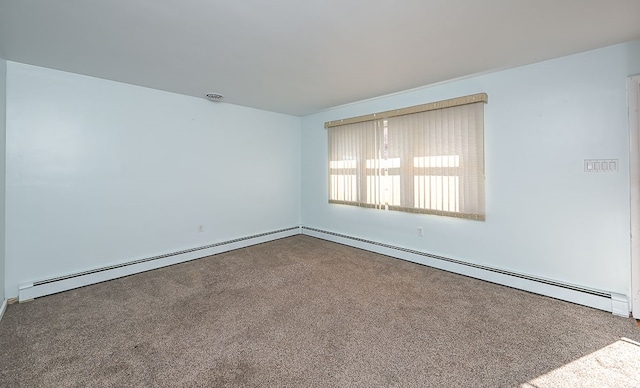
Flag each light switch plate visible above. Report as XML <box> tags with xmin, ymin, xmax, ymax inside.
<box><xmin>584</xmin><ymin>159</ymin><xmax>618</xmax><ymax>173</ymax></box>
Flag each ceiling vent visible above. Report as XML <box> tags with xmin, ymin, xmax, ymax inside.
<box><xmin>205</xmin><ymin>93</ymin><xmax>224</xmax><ymax>102</ymax></box>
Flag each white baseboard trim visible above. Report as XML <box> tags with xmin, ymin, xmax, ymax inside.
<box><xmin>302</xmin><ymin>226</ymin><xmax>626</xmax><ymax>316</ymax></box>
<box><xmin>18</xmin><ymin>226</ymin><xmax>302</xmax><ymax>302</ymax></box>
<box><xmin>15</xmin><ymin>225</ymin><xmax>630</xmax><ymax>317</ymax></box>
<box><xmin>611</xmin><ymin>293</ymin><xmax>630</xmax><ymax>317</ymax></box>
<box><xmin>0</xmin><ymin>299</ymin><xmax>7</xmax><ymax>323</ymax></box>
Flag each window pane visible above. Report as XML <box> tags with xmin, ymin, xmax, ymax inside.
<box><xmin>414</xmin><ymin>176</ymin><xmax>460</xmax><ymax>212</ymax></box>
<box><xmin>327</xmin><ymin>98</ymin><xmax>484</xmax><ymax>220</ymax></box>
<box><xmin>331</xmin><ymin>174</ymin><xmax>357</xmax><ymax>201</ymax></box>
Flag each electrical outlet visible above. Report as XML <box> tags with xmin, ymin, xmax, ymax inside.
<box><xmin>198</xmin><ymin>225</ymin><xmax>204</xmax><ymax>233</ymax></box>
<box><xmin>417</xmin><ymin>227</ymin><xmax>423</xmax><ymax>237</ymax></box>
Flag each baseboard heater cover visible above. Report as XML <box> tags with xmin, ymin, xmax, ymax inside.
<box><xmin>17</xmin><ymin>225</ymin><xmax>629</xmax><ymax>316</ymax></box>
<box><xmin>0</xmin><ymin>299</ymin><xmax>7</xmax><ymax>324</ymax></box>
<box><xmin>18</xmin><ymin>226</ymin><xmax>302</xmax><ymax>301</ymax></box>
<box><xmin>302</xmin><ymin>226</ymin><xmax>628</xmax><ymax>316</ymax></box>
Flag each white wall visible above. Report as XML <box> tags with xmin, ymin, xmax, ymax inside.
<box><xmin>4</xmin><ymin>41</ymin><xmax>640</xmax><ymax>302</ymax></box>
<box><xmin>301</xmin><ymin>41</ymin><xmax>640</xmax><ymax>299</ymax></box>
<box><xmin>0</xmin><ymin>59</ymin><xmax>6</xmax><ymax>303</ymax></box>
<box><xmin>5</xmin><ymin>62</ymin><xmax>301</xmax><ymax>298</ymax></box>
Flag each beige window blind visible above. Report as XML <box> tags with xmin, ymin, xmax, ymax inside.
<box><xmin>327</xmin><ymin>93</ymin><xmax>486</xmax><ymax>220</ymax></box>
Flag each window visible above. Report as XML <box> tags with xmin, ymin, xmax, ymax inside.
<box><xmin>327</xmin><ymin>93</ymin><xmax>486</xmax><ymax>220</ymax></box>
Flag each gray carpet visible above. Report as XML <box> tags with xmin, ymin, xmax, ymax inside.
<box><xmin>1</xmin><ymin>235</ymin><xmax>639</xmax><ymax>387</ymax></box>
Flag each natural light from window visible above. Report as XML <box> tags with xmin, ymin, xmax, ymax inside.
<box><xmin>521</xmin><ymin>338</ymin><xmax>640</xmax><ymax>387</ymax></box>
<box><xmin>326</xmin><ymin>93</ymin><xmax>486</xmax><ymax>220</ymax></box>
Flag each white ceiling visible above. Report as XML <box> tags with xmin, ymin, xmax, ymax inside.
<box><xmin>1</xmin><ymin>1</ymin><xmax>639</xmax><ymax>116</ymax></box>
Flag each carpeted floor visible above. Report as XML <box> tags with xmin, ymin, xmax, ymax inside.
<box><xmin>1</xmin><ymin>235</ymin><xmax>639</xmax><ymax>387</ymax></box>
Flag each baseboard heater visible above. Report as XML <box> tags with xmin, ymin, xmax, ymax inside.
<box><xmin>301</xmin><ymin>226</ymin><xmax>629</xmax><ymax>317</ymax></box>
<box><xmin>17</xmin><ymin>225</ymin><xmax>629</xmax><ymax>317</ymax></box>
<box><xmin>18</xmin><ymin>226</ymin><xmax>301</xmax><ymax>302</ymax></box>
<box><xmin>0</xmin><ymin>299</ymin><xmax>7</xmax><ymax>323</ymax></box>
